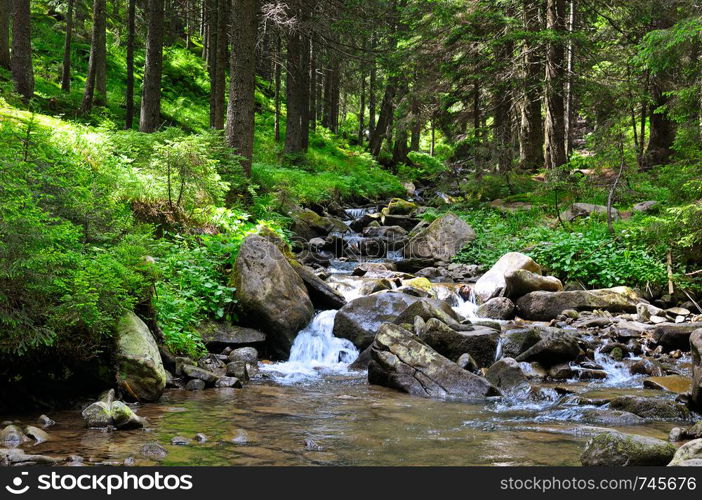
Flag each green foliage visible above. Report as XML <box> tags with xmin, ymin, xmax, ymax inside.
<box><xmin>398</xmin><ymin>151</ymin><xmax>448</xmax><ymax>182</ymax></box>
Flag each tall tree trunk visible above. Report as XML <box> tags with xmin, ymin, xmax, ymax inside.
<box><xmin>274</xmin><ymin>30</ymin><xmax>281</xmax><ymax>142</ymax></box>
<box><xmin>309</xmin><ymin>40</ymin><xmax>317</xmax><ymax>131</ymax></box>
<box><xmin>358</xmin><ymin>73</ymin><xmax>366</xmax><ymax>143</ymax></box>
<box><xmin>207</xmin><ymin>0</ymin><xmax>218</xmax><ymax>127</ymax></box>
<box><xmin>644</xmin><ymin>79</ymin><xmax>675</xmax><ymax>168</ymax></box>
<box><xmin>125</xmin><ymin>0</ymin><xmax>136</xmax><ymax>129</ymax></box>
<box><xmin>519</xmin><ymin>0</ymin><xmax>544</xmax><ymax>170</ymax></box>
<box><xmin>322</xmin><ymin>54</ymin><xmax>340</xmax><ymax>133</ymax></box>
<box><xmin>139</xmin><ymin>0</ymin><xmax>165</xmax><ymax>132</ymax></box>
<box><xmin>369</xmin><ymin>78</ymin><xmax>397</xmax><ymax>157</ymax></box>
<box><xmin>226</xmin><ymin>0</ymin><xmax>257</xmax><ymax>181</ymax></box>
<box><xmin>495</xmin><ymin>39</ymin><xmax>514</xmax><ymax>172</ymax></box>
<box><xmin>94</xmin><ymin>0</ymin><xmax>107</xmax><ymax>107</ymax></box>
<box><xmin>60</xmin><ymin>0</ymin><xmax>75</xmax><ymax>92</ymax></box>
<box><xmin>0</xmin><ymin>0</ymin><xmax>9</xmax><ymax>70</ymax></box>
<box><xmin>80</xmin><ymin>0</ymin><xmax>107</xmax><ymax>113</ymax></box>
<box><xmin>212</xmin><ymin>0</ymin><xmax>228</xmax><ymax>129</ymax></box>
<box><xmin>10</xmin><ymin>0</ymin><xmax>34</xmax><ymax>103</ymax></box>
<box><xmin>284</xmin><ymin>2</ymin><xmax>310</xmax><ymax>155</ymax></box>
<box><xmin>564</xmin><ymin>0</ymin><xmax>576</xmax><ymax>158</ymax></box>
<box><xmin>544</xmin><ymin>0</ymin><xmax>567</xmax><ymax>169</ymax></box>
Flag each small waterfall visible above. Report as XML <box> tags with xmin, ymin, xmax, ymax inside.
<box><xmin>345</xmin><ymin>207</ymin><xmax>375</xmax><ymax>219</ymax></box>
<box><xmin>260</xmin><ymin>310</ymin><xmax>359</xmax><ymax>383</ymax></box>
<box><xmin>452</xmin><ymin>289</ymin><xmax>480</xmax><ymax>320</ymax></box>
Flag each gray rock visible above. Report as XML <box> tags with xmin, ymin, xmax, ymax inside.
<box><xmin>477</xmin><ymin>297</ymin><xmax>516</xmax><ymax>320</ymax></box>
<box><xmin>37</xmin><ymin>414</ymin><xmax>55</xmax><ymax>428</ymax></box>
<box><xmin>608</xmin><ymin>396</ymin><xmax>690</xmax><ymax>420</ymax></box>
<box><xmin>140</xmin><ymin>442</ymin><xmax>168</xmax><ymax>459</ymax></box>
<box><xmin>182</xmin><ymin>364</ymin><xmax>219</xmax><ymax>386</ymax></box>
<box><xmin>393</xmin><ymin>298</ymin><xmax>462</xmax><ymax>328</ymax></box>
<box><xmin>581</xmin><ymin>431</ymin><xmax>675</xmax><ymax>466</ymax></box>
<box><xmin>456</xmin><ymin>353</ymin><xmax>479</xmax><ymax>372</ymax></box>
<box><xmin>111</xmin><ymin>401</ymin><xmax>145</xmax><ymax>430</ymax></box>
<box><xmin>504</xmin><ymin>269</ymin><xmax>563</xmax><ymax>299</ymax></box>
<box><xmin>185</xmin><ymin>379</ymin><xmax>206</xmax><ymax>391</ymax></box>
<box><xmin>333</xmin><ymin>292</ymin><xmax>420</xmax><ymax>349</ymax></box>
<box><xmin>81</xmin><ymin>402</ymin><xmax>113</xmax><ymax>428</ymax></box>
<box><xmin>668</xmin><ymin>438</ymin><xmax>702</xmax><ymax>466</ymax></box>
<box><xmin>199</xmin><ymin>322</ymin><xmax>266</xmax><ymax>352</ymax></box>
<box><xmin>515</xmin><ymin>329</ymin><xmax>580</xmax><ymax>368</ymax></box>
<box><xmin>516</xmin><ymin>287</ymin><xmax>639</xmax><ymax>321</ymax></box>
<box><xmin>0</xmin><ymin>425</ymin><xmax>27</xmax><ymax>448</ymax></box>
<box><xmin>368</xmin><ymin>323</ymin><xmax>500</xmax><ymax>400</ymax></box>
<box><xmin>501</xmin><ymin>328</ymin><xmax>542</xmax><ymax>359</ymax></box>
<box><xmin>114</xmin><ymin>312</ymin><xmax>167</xmax><ymax>402</ymax></box>
<box><xmin>228</xmin><ymin>347</ymin><xmax>258</xmax><ymax>364</ymax></box>
<box><xmin>294</xmin><ymin>264</ymin><xmax>347</xmax><ymax>309</ymax></box>
<box><xmin>23</xmin><ymin>425</ymin><xmax>50</xmax><ymax>443</ymax></box>
<box><xmin>653</xmin><ymin>323</ymin><xmax>702</xmax><ymax>352</ymax></box>
<box><xmin>474</xmin><ymin>252</ymin><xmax>541</xmax><ymax>303</ymax></box>
<box><xmin>486</xmin><ymin>358</ymin><xmax>530</xmax><ymax>395</ymax></box>
<box><xmin>419</xmin><ymin>318</ymin><xmax>500</xmax><ymax>368</ymax></box>
<box><xmin>232</xmin><ymin>235</ymin><xmax>314</xmax><ymax>358</ymax></box>
<box><xmin>226</xmin><ymin>361</ymin><xmax>249</xmax><ymax>381</ymax></box>
<box><xmin>0</xmin><ymin>448</ymin><xmax>59</xmax><ymax>465</ymax></box>
<box><xmin>560</xmin><ymin>203</ymin><xmax>619</xmax><ymax>222</ymax></box>
<box><xmin>404</xmin><ymin>213</ymin><xmax>475</xmax><ymax>262</ymax></box>
<box><xmin>214</xmin><ymin>376</ymin><xmax>242</xmax><ymax>388</ymax></box>
<box><xmin>633</xmin><ymin>201</ymin><xmax>659</xmax><ymax>213</ymax></box>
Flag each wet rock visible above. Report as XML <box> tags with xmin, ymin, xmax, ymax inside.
<box><xmin>291</xmin><ymin>208</ymin><xmax>348</xmax><ymax>241</ymax></box>
<box><xmin>393</xmin><ymin>298</ymin><xmax>461</xmax><ymax>328</ymax></box>
<box><xmin>486</xmin><ymin>358</ymin><xmax>530</xmax><ymax>395</ymax></box>
<box><xmin>477</xmin><ymin>297</ymin><xmax>516</xmax><ymax>320</ymax></box>
<box><xmin>560</xmin><ymin>203</ymin><xmax>619</xmax><ymax>223</ymax></box>
<box><xmin>115</xmin><ymin>312</ymin><xmax>167</xmax><ymax>402</ymax></box>
<box><xmin>333</xmin><ymin>292</ymin><xmax>420</xmax><ymax>349</ymax></box>
<box><xmin>608</xmin><ymin>396</ymin><xmax>690</xmax><ymax>420</ymax></box>
<box><xmin>348</xmin><ymin>346</ymin><xmax>372</xmax><ymax>370</ymax></box>
<box><xmin>457</xmin><ymin>353</ymin><xmax>480</xmax><ymax>372</ymax></box>
<box><xmin>304</xmin><ymin>439</ymin><xmax>324</xmax><ymax>451</ymax></box>
<box><xmin>23</xmin><ymin>425</ymin><xmax>49</xmax><ymax>444</ymax></box>
<box><xmin>504</xmin><ymin>269</ymin><xmax>563</xmax><ymax>299</ymax></box>
<box><xmin>404</xmin><ymin>213</ymin><xmax>475</xmax><ymax>262</ymax></box>
<box><xmin>197</xmin><ymin>354</ymin><xmax>227</xmax><ymax>376</ymax></box>
<box><xmin>653</xmin><ymin>323</ymin><xmax>702</xmax><ymax>352</ymax></box>
<box><xmin>294</xmin><ymin>264</ymin><xmax>347</xmax><ymax>309</ymax></box>
<box><xmin>185</xmin><ymin>379</ymin><xmax>206</xmax><ymax>391</ymax></box>
<box><xmin>0</xmin><ymin>425</ymin><xmax>27</xmax><ymax>448</ymax></box>
<box><xmin>111</xmin><ymin>401</ymin><xmax>146</xmax><ymax>430</ymax></box>
<box><xmin>232</xmin><ymin>235</ymin><xmax>314</xmax><ymax>358</ymax></box>
<box><xmin>215</xmin><ymin>376</ymin><xmax>242</xmax><ymax>388</ymax></box>
<box><xmin>349</xmin><ymin>212</ymin><xmax>381</xmax><ymax>232</ymax></box>
<box><xmin>679</xmin><ymin>421</ymin><xmax>702</xmax><ymax>440</ymax></box>
<box><xmin>515</xmin><ymin>330</ymin><xmax>580</xmax><ymax>368</ymax></box>
<box><xmin>228</xmin><ymin>347</ymin><xmax>258</xmax><ymax>364</ymax></box>
<box><xmin>383</xmin><ymin>198</ymin><xmax>417</xmax><ymax>216</ymax></box>
<box><xmin>37</xmin><ymin>414</ymin><xmax>55</xmax><ymax>428</ymax></box>
<box><xmin>474</xmin><ymin>252</ymin><xmax>541</xmax><ymax>303</ymax></box>
<box><xmin>548</xmin><ymin>363</ymin><xmax>575</xmax><ymax>380</ymax></box>
<box><xmin>0</xmin><ymin>448</ymin><xmax>60</xmax><ymax>465</ymax></box>
<box><xmin>629</xmin><ymin>359</ymin><xmax>665</xmax><ymax>377</ymax></box>
<box><xmin>691</xmin><ymin>329</ymin><xmax>702</xmax><ymax>413</ymax></box>
<box><xmin>182</xmin><ymin>365</ymin><xmax>219</xmax><ymax>386</ymax></box>
<box><xmin>668</xmin><ymin>439</ymin><xmax>702</xmax><ymax>466</ymax></box>
<box><xmin>171</xmin><ymin>436</ymin><xmax>191</xmax><ymax>446</ymax></box>
<box><xmin>231</xmin><ymin>429</ymin><xmax>249</xmax><ymax>444</ymax></box>
<box><xmin>140</xmin><ymin>442</ymin><xmax>168</xmax><ymax>460</ymax></box>
<box><xmin>194</xmin><ymin>433</ymin><xmax>208</xmax><ymax>443</ymax></box>
<box><xmin>516</xmin><ymin>287</ymin><xmax>639</xmax><ymax>321</ymax></box>
<box><xmin>643</xmin><ymin>375</ymin><xmax>691</xmax><ymax>394</ymax></box>
<box><xmin>581</xmin><ymin>431</ymin><xmax>675</xmax><ymax>466</ymax></box>
<box><xmin>419</xmin><ymin>318</ymin><xmax>500</xmax><ymax>368</ymax></box>
<box><xmin>81</xmin><ymin>402</ymin><xmax>113</xmax><ymax>428</ymax></box>
<box><xmin>368</xmin><ymin>323</ymin><xmax>500</xmax><ymax>400</ymax></box>
<box><xmin>381</xmin><ymin>214</ymin><xmax>419</xmax><ymax>231</ymax></box>
<box><xmin>199</xmin><ymin>322</ymin><xmax>266</xmax><ymax>352</ymax></box>
<box><xmin>500</xmin><ymin>328</ymin><xmax>542</xmax><ymax>359</ymax></box>
<box><xmin>362</xmin><ymin>225</ymin><xmax>407</xmax><ymax>250</ymax></box>
<box><xmin>226</xmin><ymin>361</ymin><xmax>249</xmax><ymax>380</ymax></box>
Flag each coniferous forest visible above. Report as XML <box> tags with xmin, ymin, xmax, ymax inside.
<box><xmin>2</xmin><ymin>0</ymin><xmax>702</xmax><ymax>468</ymax></box>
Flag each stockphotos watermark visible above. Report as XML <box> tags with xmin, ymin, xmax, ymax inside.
<box><xmin>3</xmin><ymin>471</ymin><xmax>193</xmax><ymax>496</ymax></box>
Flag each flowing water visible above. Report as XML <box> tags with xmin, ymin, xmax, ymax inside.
<box><xmin>2</xmin><ymin>209</ymin><xmax>692</xmax><ymax>466</ymax></box>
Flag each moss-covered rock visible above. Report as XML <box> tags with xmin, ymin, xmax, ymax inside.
<box><xmin>115</xmin><ymin>312</ymin><xmax>167</xmax><ymax>403</ymax></box>
<box><xmin>668</xmin><ymin>438</ymin><xmax>702</xmax><ymax>466</ymax></box>
<box><xmin>580</xmin><ymin>431</ymin><xmax>675</xmax><ymax>466</ymax></box>
<box><xmin>404</xmin><ymin>213</ymin><xmax>475</xmax><ymax>262</ymax></box>
<box><xmin>382</xmin><ymin>198</ymin><xmax>418</xmax><ymax>216</ymax></box>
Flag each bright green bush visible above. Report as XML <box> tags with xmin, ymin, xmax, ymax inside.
<box><xmin>398</xmin><ymin>151</ymin><xmax>448</xmax><ymax>182</ymax></box>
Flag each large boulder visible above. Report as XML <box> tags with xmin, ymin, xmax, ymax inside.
<box><xmin>514</xmin><ymin>329</ymin><xmax>580</xmax><ymax>368</ymax></box>
<box><xmin>114</xmin><ymin>312</ymin><xmax>167</xmax><ymax>402</ymax></box>
<box><xmin>500</xmin><ymin>328</ymin><xmax>542</xmax><ymax>359</ymax></box>
<box><xmin>393</xmin><ymin>298</ymin><xmax>461</xmax><ymax>328</ymax></box>
<box><xmin>515</xmin><ymin>287</ymin><xmax>639</xmax><ymax>321</ymax></box>
<box><xmin>232</xmin><ymin>235</ymin><xmax>314</xmax><ymax>358</ymax></box>
<box><xmin>474</xmin><ymin>253</ymin><xmax>541</xmax><ymax>303</ymax></box>
<box><xmin>560</xmin><ymin>203</ymin><xmax>619</xmax><ymax>222</ymax></box>
<box><xmin>382</xmin><ymin>198</ymin><xmax>417</xmax><ymax>216</ymax></box>
<box><xmin>477</xmin><ymin>297</ymin><xmax>516</xmax><ymax>320</ymax></box>
<box><xmin>403</xmin><ymin>213</ymin><xmax>475</xmax><ymax>262</ymax></box>
<box><xmin>504</xmin><ymin>269</ymin><xmax>563</xmax><ymax>299</ymax></box>
<box><xmin>668</xmin><ymin>439</ymin><xmax>702</xmax><ymax>466</ymax></box>
<box><xmin>486</xmin><ymin>358</ymin><xmax>530</xmax><ymax>396</ymax></box>
<box><xmin>368</xmin><ymin>324</ymin><xmax>500</xmax><ymax>400</ymax></box>
<box><xmin>653</xmin><ymin>323</ymin><xmax>702</xmax><ymax>352</ymax></box>
<box><xmin>419</xmin><ymin>318</ymin><xmax>500</xmax><ymax>367</ymax></box>
<box><xmin>608</xmin><ymin>396</ymin><xmax>690</xmax><ymax>420</ymax></box>
<box><xmin>290</xmin><ymin>208</ymin><xmax>348</xmax><ymax>241</ymax></box>
<box><xmin>691</xmin><ymin>329</ymin><xmax>702</xmax><ymax>413</ymax></box>
<box><xmin>294</xmin><ymin>265</ymin><xmax>346</xmax><ymax>310</ymax></box>
<box><xmin>580</xmin><ymin>432</ymin><xmax>675</xmax><ymax>466</ymax></box>
<box><xmin>333</xmin><ymin>292</ymin><xmax>419</xmax><ymax>349</ymax></box>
